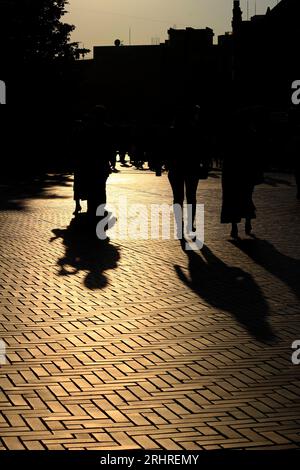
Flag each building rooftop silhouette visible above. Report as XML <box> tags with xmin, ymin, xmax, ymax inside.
<box><xmin>77</xmin><ymin>0</ymin><xmax>299</xmax><ymax>118</ymax></box>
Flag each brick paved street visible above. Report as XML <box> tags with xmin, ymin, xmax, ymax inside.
<box><xmin>1</xmin><ymin>167</ymin><xmax>300</xmax><ymax>450</ymax></box>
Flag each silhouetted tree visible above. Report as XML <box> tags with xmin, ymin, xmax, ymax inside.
<box><xmin>0</xmin><ymin>0</ymin><xmax>88</xmax><ymax>68</ymax></box>
<box><xmin>0</xmin><ymin>0</ymin><xmax>89</xmax><ymax>173</ymax></box>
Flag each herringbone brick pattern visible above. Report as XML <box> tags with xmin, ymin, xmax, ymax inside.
<box><xmin>0</xmin><ymin>169</ymin><xmax>300</xmax><ymax>450</ymax></box>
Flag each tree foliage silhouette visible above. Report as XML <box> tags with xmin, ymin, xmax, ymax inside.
<box><xmin>0</xmin><ymin>1</ymin><xmax>89</xmax><ymax>173</ymax></box>
<box><xmin>0</xmin><ymin>0</ymin><xmax>88</xmax><ymax>67</ymax></box>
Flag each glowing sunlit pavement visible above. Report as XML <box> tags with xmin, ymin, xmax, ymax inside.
<box><xmin>0</xmin><ymin>167</ymin><xmax>300</xmax><ymax>450</ymax></box>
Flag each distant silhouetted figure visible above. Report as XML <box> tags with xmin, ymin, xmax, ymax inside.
<box><xmin>288</xmin><ymin>121</ymin><xmax>300</xmax><ymax>200</ymax></box>
<box><xmin>130</xmin><ymin>124</ymin><xmax>146</xmax><ymax>170</ymax></box>
<box><xmin>296</xmin><ymin>162</ymin><xmax>300</xmax><ymax>200</ymax></box>
<box><xmin>221</xmin><ymin>108</ymin><xmax>265</xmax><ymax>238</ymax></box>
<box><xmin>73</xmin><ymin>119</ymin><xmax>88</xmax><ymax>216</ymax></box>
<box><xmin>116</xmin><ymin>124</ymin><xmax>130</xmax><ymax>167</ymax></box>
<box><xmin>110</xmin><ymin>146</ymin><xmax>118</xmax><ymax>173</ymax></box>
<box><xmin>148</xmin><ymin>123</ymin><xmax>169</xmax><ymax>175</ymax></box>
<box><xmin>166</xmin><ymin>105</ymin><xmax>209</xmax><ymax>240</ymax></box>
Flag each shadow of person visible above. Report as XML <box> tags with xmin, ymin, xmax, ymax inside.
<box><xmin>51</xmin><ymin>215</ymin><xmax>120</xmax><ymax>290</ymax></box>
<box><xmin>0</xmin><ymin>173</ymin><xmax>72</xmax><ymax>211</ymax></box>
<box><xmin>175</xmin><ymin>245</ymin><xmax>276</xmax><ymax>343</ymax></box>
<box><xmin>263</xmin><ymin>175</ymin><xmax>292</xmax><ymax>187</ymax></box>
<box><xmin>231</xmin><ymin>238</ymin><xmax>300</xmax><ymax>304</ymax></box>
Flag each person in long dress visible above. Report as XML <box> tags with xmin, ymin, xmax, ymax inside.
<box><xmin>73</xmin><ymin>106</ymin><xmax>114</xmax><ymax>221</ymax></box>
<box><xmin>221</xmin><ymin>108</ymin><xmax>265</xmax><ymax>239</ymax></box>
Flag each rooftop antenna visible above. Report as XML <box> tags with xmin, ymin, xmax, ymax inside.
<box><xmin>247</xmin><ymin>0</ymin><xmax>249</xmax><ymax>20</ymax></box>
<box><xmin>151</xmin><ymin>37</ymin><xmax>160</xmax><ymax>45</ymax></box>
<box><xmin>255</xmin><ymin>0</ymin><xmax>257</xmax><ymax>15</ymax></box>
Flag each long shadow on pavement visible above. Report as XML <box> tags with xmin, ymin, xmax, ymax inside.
<box><xmin>231</xmin><ymin>238</ymin><xmax>300</xmax><ymax>305</ymax></box>
<box><xmin>175</xmin><ymin>245</ymin><xmax>276</xmax><ymax>344</ymax></box>
<box><xmin>0</xmin><ymin>174</ymin><xmax>72</xmax><ymax>211</ymax></box>
<box><xmin>51</xmin><ymin>215</ymin><xmax>120</xmax><ymax>290</ymax></box>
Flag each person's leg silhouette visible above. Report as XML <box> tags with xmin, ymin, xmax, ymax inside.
<box><xmin>185</xmin><ymin>174</ymin><xmax>199</xmax><ymax>236</ymax></box>
<box><xmin>168</xmin><ymin>170</ymin><xmax>184</xmax><ymax>240</ymax></box>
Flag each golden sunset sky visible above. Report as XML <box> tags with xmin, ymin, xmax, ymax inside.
<box><xmin>66</xmin><ymin>0</ymin><xmax>279</xmax><ymax>52</ymax></box>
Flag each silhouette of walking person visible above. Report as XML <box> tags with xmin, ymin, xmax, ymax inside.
<box><xmin>116</xmin><ymin>123</ymin><xmax>130</xmax><ymax>167</ymax></box>
<box><xmin>83</xmin><ymin>105</ymin><xmax>114</xmax><ymax>221</ymax></box>
<box><xmin>72</xmin><ymin>118</ymin><xmax>89</xmax><ymax>216</ymax></box>
<box><xmin>221</xmin><ymin>108</ymin><xmax>265</xmax><ymax>239</ymax></box>
<box><xmin>287</xmin><ymin>120</ymin><xmax>300</xmax><ymax>200</ymax></box>
<box><xmin>166</xmin><ymin>105</ymin><xmax>209</xmax><ymax>242</ymax></box>
<box><xmin>296</xmin><ymin>161</ymin><xmax>300</xmax><ymax>201</ymax></box>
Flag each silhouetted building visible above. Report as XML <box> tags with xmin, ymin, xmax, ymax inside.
<box><xmin>77</xmin><ymin>27</ymin><xmax>219</xmax><ymax>124</ymax></box>
<box><xmin>217</xmin><ymin>0</ymin><xmax>300</xmax><ymax>168</ymax></box>
<box><xmin>167</xmin><ymin>27</ymin><xmax>214</xmax><ymax>51</ymax></box>
<box><xmin>219</xmin><ymin>0</ymin><xmax>300</xmax><ymax>109</ymax></box>
<box><xmin>77</xmin><ymin>0</ymin><xmax>300</xmax><ymax>124</ymax></box>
